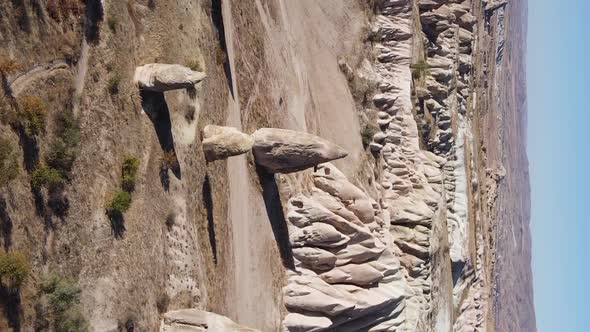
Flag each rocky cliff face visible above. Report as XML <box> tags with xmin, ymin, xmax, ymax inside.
<box><xmin>0</xmin><ymin>0</ymin><xmax>532</xmax><ymax>331</ymax></box>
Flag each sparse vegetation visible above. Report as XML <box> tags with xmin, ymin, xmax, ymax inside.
<box><xmin>156</xmin><ymin>293</ymin><xmax>170</xmax><ymax>313</ymax></box>
<box><xmin>411</xmin><ymin>60</ymin><xmax>430</xmax><ymax>79</ymax></box>
<box><xmin>18</xmin><ymin>96</ymin><xmax>47</xmax><ymax>136</ymax></box>
<box><xmin>47</xmin><ymin>110</ymin><xmax>80</xmax><ymax>180</ymax></box>
<box><xmin>121</xmin><ymin>157</ymin><xmax>140</xmax><ymax>192</ymax></box>
<box><xmin>187</xmin><ymin>58</ymin><xmax>203</xmax><ymax>72</ymax></box>
<box><xmin>106</xmin><ymin>190</ymin><xmax>132</xmax><ymax>215</ymax></box>
<box><xmin>361</xmin><ymin>123</ymin><xmax>379</xmax><ymax>148</ymax></box>
<box><xmin>41</xmin><ymin>273</ymin><xmax>89</xmax><ymax>332</ymax></box>
<box><xmin>46</xmin><ymin>0</ymin><xmax>83</xmax><ymax>21</ymax></box>
<box><xmin>107</xmin><ymin>74</ymin><xmax>121</xmax><ymax>95</ymax></box>
<box><xmin>0</xmin><ymin>56</ymin><xmax>22</xmax><ymax>76</ymax></box>
<box><xmin>106</xmin><ymin>157</ymin><xmax>140</xmax><ymax>233</ymax></box>
<box><xmin>29</xmin><ymin>109</ymin><xmax>79</xmax><ymax>217</ymax></box>
<box><xmin>0</xmin><ymin>137</ymin><xmax>19</xmax><ymax>188</ymax></box>
<box><xmin>31</xmin><ymin>165</ymin><xmax>65</xmax><ymax>190</ymax></box>
<box><xmin>159</xmin><ymin>150</ymin><xmax>177</xmax><ymax>171</ymax></box>
<box><xmin>215</xmin><ymin>46</ymin><xmax>227</xmax><ymax>66</ymax></box>
<box><xmin>0</xmin><ymin>251</ymin><xmax>29</xmax><ymax>289</ymax></box>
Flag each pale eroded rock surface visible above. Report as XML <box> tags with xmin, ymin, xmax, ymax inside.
<box><xmin>160</xmin><ymin>309</ymin><xmax>259</xmax><ymax>332</ymax></box>
<box><xmin>252</xmin><ymin>128</ymin><xmax>348</xmax><ymax>173</ymax></box>
<box><xmin>202</xmin><ymin>125</ymin><xmax>254</xmax><ymax>162</ymax></box>
<box><xmin>134</xmin><ymin>64</ymin><xmax>206</xmax><ymax>92</ymax></box>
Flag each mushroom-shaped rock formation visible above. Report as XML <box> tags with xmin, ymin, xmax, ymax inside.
<box><xmin>134</xmin><ymin>64</ymin><xmax>206</xmax><ymax>92</ymax></box>
<box><xmin>202</xmin><ymin>125</ymin><xmax>254</xmax><ymax>162</ymax></box>
<box><xmin>252</xmin><ymin>128</ymin><xmax>348</xmax><ymax>173</ymax></box>
<box><xmin>160</xmin><ymin>309</ymin><xmax>259</xmax><ymax>332</ymax></box>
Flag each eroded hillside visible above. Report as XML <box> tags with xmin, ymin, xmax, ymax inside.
<box><xmin>0</xmin><ymin>0</ymin><xmax>532</xmax><ymax>331</ymax></box>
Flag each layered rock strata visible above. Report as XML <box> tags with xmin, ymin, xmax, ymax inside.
<box><xmin>282</xmin><ymin>163</ymin><xmax>407</xmax><ymax>331</ymax></box>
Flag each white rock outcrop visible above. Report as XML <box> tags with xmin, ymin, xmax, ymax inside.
<box><xmin>160</xmin><ymin>309</ymin><xmax>259</xmax><ymax>332</ymax></box>
<box><xmin>134</xmin><ymin>64</ymin><xmax>206</xmax><ymax>92</ymax></box>
<box><xmin>252</xmin><ymin>128</ymin><xmax>348</xmax><ymax>173</ymax></box>
<box><xmin>282</xmin><ymin>163</ymin><xmax>406</xmax><ymax>331</ymax></box>
<box><xmin>202</xmin><ymin>125</ymin><xmax>254</xmax><ymax>162</ymax></box>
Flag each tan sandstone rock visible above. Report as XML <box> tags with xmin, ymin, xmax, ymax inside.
<box><xmin>252</xmin><ymin>128</ymin><xmax>348</xmax><ymax>173</ymax></box>
<box><xmin>160</xmin><ymin>309</ymin><xmax>259</xmax><ymax>332</ymax></box>
<box><xmin>134</xmin><ymin>63</ymin><xmax>206</xmax><ymax>92</ymax></box>
<box><xmin>202</xmin><ymin>125</ymin><xmax>254</xmax><ymax>161</ymax></box>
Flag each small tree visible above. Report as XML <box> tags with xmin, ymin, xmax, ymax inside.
<box><xmin>31</xmin><ymin>165</ymin><xmax>65</xmax><ymax>190</ymax></box>
<box><xmin>47</xmin><ymin>110</ymin><xmax>80</xmax><ymax>179</ymax></box>
<box><xmin>121</xmin><ymin>157</ymin><xmax>139</xmax><ymax>192</ymax></box>
<box><xmin>18</xmin><ymin>95</ymin><xmax>47</xmax><ymax>136</ymax></box>
<box><xmin>106</xmin><ymin>190</ymin><xmax>132</xmax><ymax>215</ymax></box>
<box><xmin>0</xmin><ymin>251</ymin><xmax>29</xmax><ymax>289</ymax></box>
<box><xmin>41</xmin><ymin>273</ymin><xmax>89</xmax><ymax>332</ymax></box>
<box><xmin>0</xmin><ymin>137</ymin><xmax>19</xmax><ymax>188</ymax></box>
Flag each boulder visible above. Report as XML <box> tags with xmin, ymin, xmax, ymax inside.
<box><xmin>135</xmin><ymin>64</ymin><xmax>206</xmax><ymax>92</ymax></box>
<box><xmin>202</xmin><ymin>125</ymin><xmax>254</xmax><ymax>161</ymax></box>
<box><xmin>160</xmin><ymin>309</ymin><xmax>259</xmax><ymax>332</ymax></box>
<box><xmin>252</xmin><ymin>128</ymin><xmax>347</xmax><ymax>173</ymax></box>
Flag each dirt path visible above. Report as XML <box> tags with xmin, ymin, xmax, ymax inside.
<box><xmin>222</xmin><ymin>1</ymin><xmax>283</xmax><ymax>330</ymax></box>
<box><xmin>72</xmin><ymin>40</ymin><xmax>90</xmax><ymax>117</ymax></box>
<box><xmin>9</xmin><ymin>60</ymin><xmax>69</xmax><ymax>96</ymax></box>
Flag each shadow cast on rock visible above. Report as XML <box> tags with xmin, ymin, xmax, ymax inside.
<box><xmin>0</xmin><ymin>196</ymin><xmax>13</xmax><ymax>251</ymax></box>
<box><xmin>141</xmin><ymin>90</ymin><xmax>182</xmax><ymax>181</ymax></box>
<box><xmin>203</xmin><ymin>175</ymin><xmax>217</xmax><ymax>264</ymax></box>
<box><xmin>0</xmin><ymin>286</ymin><xmax>21</xmax><ymax>331</ymax></box>
<box><xmin>255</xmin><ymin>164</ymin><xmax>295</xmax><ymax>270</ymax></box>
<box><xmin>31</xmin><ymin>188</ymin><xmax>53</xmax><ymax>232</ymax></box>
<box><xmin>211</xmin><ymin>0</ymin><xmax>234</xmax><ymax>96</ymax></box>
<box><xmin>85</xmin><ymin>0</ymin><xmax>104</xmax><ymax>43</ymax></box>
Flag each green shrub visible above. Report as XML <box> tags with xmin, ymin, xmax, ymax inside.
<box><xmin>0</xmin><ymin>137</ymin><xmax>19</xmax><ymax>188</ymax></box>
<box><xmin>107</xmin><ymin>75</ymin><xmax>121</xmax><ymax>95</ymax></box>
<box><xmin>58</xmin><ymin>307</ymin><xmax>89</xmax><ymax>332</ymax></box>
<box><xmin>106</xmin><ymin>190</ymin><xmax>132</xmax><ymax>215</ymax></box>
<box><xmin>18</xmin><ymin>96</ymin><xmax>47</xmax><ymax>136</ymax></box>
<box><xmin>361</xmin><ymin>124</ymin><xmax>379</xmax><ymax>147</ymax></box>
<box><xmin>41</xmin><ymin>274</ymin><xmax>88</xmax><ymax>332</ymax></box>
<box><xmin>0</xmin><ymin>251</ymin><xmax>29</xmax><ymax>288</ymax></box>
<box><xmin>32</xmin><ymin>165</ymin><xmax>65</xmax><ymax>190</ymax></box>
<box><xmin>47</xmin><ymin>110</ymin><xmax>80</xmax><ymax>178</ymax></box>
<box><xmin>121</xmin><ymin>157</ymin><xmax>139</xmax><ymax>192</ymax></box>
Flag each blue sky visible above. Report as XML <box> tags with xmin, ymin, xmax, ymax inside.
<box><xmin>528</xmin><ymin>1</ymin><xmax>590</xmax><ymax>331</ymax></box>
